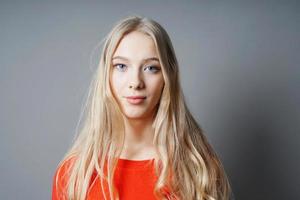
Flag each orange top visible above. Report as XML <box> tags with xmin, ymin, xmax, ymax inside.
<box><xmin>52</xmin><ymin>157</ymin><xmax>173</xmax><ymax>200</ymax></box>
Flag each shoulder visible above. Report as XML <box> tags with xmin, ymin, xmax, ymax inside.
<box><xmin>52</xmin><ymin>156</ymin><xmax>77</xmax><ymax>200</ymax></box>
<box><xmin>53</xmin><ymin>156</ymin><xmax>77</xmax><ymax>183</ymax></box>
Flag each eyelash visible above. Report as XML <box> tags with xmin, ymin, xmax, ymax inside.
<box><xmin>113</xmin><ymin>64</ymin><xmax>161</xmax><ymax>73</ymax></box>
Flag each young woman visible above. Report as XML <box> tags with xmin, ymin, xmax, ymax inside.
<box><xmin>52</xmin><ymin>15</ymin><xmax>231</xmax><ymax>200</ymax></box>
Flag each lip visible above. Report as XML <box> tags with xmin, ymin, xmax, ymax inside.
<box><xmin>125</xmin><ymin>96</ymin><xmax>146</xmax><ymax>105</ymax></box>
<box><xmin>126</xmin><ymin>96</ymin><xmax>147</xmax><ymax>99</ymax></box>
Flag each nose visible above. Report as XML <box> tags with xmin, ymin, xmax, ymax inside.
<box><xmin>128</xmin><ymin>67</ymin><xmax>144</xmax><ymax>89</ymax></box>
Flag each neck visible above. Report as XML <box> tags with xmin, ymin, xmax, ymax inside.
<box><xmin>120</xmin><ymin>114</ymin><xmax>157</xmax><ymax>160</ymax></box>
<box><xmin>123</xmin><ymin>115</ymin><xmax>154</xmax><ymax>147</ymax></box>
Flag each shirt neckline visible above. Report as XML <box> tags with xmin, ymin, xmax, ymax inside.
<box><xmin>116</xmin><ymin>158</ymin><xmax>155</xmax><ymax>170</ymax></box>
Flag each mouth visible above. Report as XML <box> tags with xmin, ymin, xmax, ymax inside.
<box><xmin>125</xmin><ymin>96</ymin><xmax>146</xmax><ymax>105</ymax></box>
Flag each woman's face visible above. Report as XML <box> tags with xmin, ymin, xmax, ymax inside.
<box><xmin>110</xmin><ymin>31</ymin><xmax>164</xmax><ymax>120</ymax></box>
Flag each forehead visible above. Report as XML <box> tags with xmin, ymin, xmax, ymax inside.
<box><xmin>112</xmin><ymin>31</ymin><xmax>159</xmax><ymax>62</ymax></box>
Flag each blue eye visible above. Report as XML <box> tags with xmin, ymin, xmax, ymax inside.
<box><xmin>144</xmin><ymin>66</ymin><xmax>160</xmax><ymax>73</ymax></box>
<box><xmin>114</xmin><ymin>64</ymin><xmax>127</xmax><ymax>71</ymax></box>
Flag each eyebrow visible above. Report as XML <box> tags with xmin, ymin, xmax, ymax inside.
<box><xmin>112</xmin><ymin>56</ymin><xmax>160</xmax><ymax>62</ymax></box>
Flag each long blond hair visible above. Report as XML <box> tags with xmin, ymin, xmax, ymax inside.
<box><xmin>55</xmin><ymin>15</ymin><xmax>231</xmax><ymax>200</ymax></box>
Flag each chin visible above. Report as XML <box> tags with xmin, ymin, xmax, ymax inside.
<box><xmin>123</xmin><ymin>113</ymin><xmax>146</xmax><ymax>119</ymax></box>
<box><xmin>122</xmin><ymin>109</ymin><xmax>150</xmax><ymax>120</ymax></box>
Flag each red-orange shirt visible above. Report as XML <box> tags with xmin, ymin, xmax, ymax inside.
<box><xmin>52</xmin><ymin>157</ymin><xmax>171</xmax><ymax>200</ymax></box>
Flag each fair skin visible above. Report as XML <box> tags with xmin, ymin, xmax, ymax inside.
<box><xmin>110</xmin><ymin>31</ymin><xmax>164</xmax><ymax>160</ymax></box>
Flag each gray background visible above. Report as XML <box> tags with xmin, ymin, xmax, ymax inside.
<box><xmin>1</xmin><ymin>0</ymin><xmax>299</xmax><ymax>199</ymax></box>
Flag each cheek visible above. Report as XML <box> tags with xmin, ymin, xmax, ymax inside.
<box><xmin>110</xmin><ymin>73</ymin><xmax>124</xmax><ymax>96</ymax></box>
<box><xmin>149</xmin><ymin>77</ymin><xmax>164</xmax><ymax>100</ymax></box>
